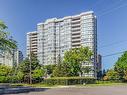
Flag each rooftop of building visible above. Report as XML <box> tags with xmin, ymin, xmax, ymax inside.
<box><xmin>27</xmin><ymin>31</ymin><xmax>37</xmax><ymax>34</ymax></box>
<box><xmin>37</xmin><ymin>11</ymin><xmax>94</xmax><ymax>26</ymax></box>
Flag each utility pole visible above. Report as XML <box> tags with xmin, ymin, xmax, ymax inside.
<box><xmin>29</xmin><ymin>36</ymin><xmax>32</xmax><ymax>84</ymax></box>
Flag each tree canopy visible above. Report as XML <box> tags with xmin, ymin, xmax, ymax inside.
<box><xmin>0</xmin><ymin>64</ymin><xmax>12</xmax><ymax>82</ymax></box>
<box><xmin>0</xmin><ymin>21</ymin><xmax>17</xmax><ymax>52</ymax></box>
<box><xmin>114</xmin><ymin>51</ymin><xmax>127</xmax><ymax>80</ymax></box>
<box><xmin>104</xmin><ymin>51</ymin><xmax>127</xmax><ymax>81</ymax></box>
<box><xmin>18</xmin><ymin>53</ymin><xmax>44</xmax><ymax>83</ymax></box>
<box><xmin>52</xmin><ymin>46</ymin><xmax>93</xmax><ymax>77</ymax></box>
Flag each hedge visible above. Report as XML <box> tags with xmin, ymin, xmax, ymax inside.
<box><xmin>43</xmin><ymin>77</ymin><xmax>96</xmax><ymax>85</ymax></box>
<box><xmin>96</xmin><ymin>80</ymin><xmax>122</xmax><ymax>84</ymax></box>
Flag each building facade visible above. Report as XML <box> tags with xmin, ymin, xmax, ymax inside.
<box><xmin>14</xmin><ymin>50</ymin><xmax>23</xmax><ymax>66</ymax></box>
<box><xmin>0</xmin><ymin>50</ymin><xmax>13</xmax><ymax>66</ymax></box>
<box><xmin>27</xmin><ymin>11</ymin><xmax>97</xmax><ymax>77</ymax></box>
<box><xmin>0</xmin><ymin>49</ymin><xmax>23</xmax><ymax>67</ymax></box>
<box><xmin>27</xmin><ymin>31</ymin><xmax>38</xmax><ymax>56</ymax></box>
<box><xmin>96</xmin><ymin>54</ymin><xmax>102</xmax><ymax>72</ymax></box>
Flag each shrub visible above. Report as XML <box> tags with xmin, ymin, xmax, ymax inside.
<box><xmin>0</xmin><ymin>76</ymin><xmax>7</xmax><ymax>83</ymax></box>
<box><xmin>43</xmin><ymin>77</ymin><xmax>95</xmax><ymax>85</ymax></box>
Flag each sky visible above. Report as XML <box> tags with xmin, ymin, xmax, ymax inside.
<box><xmin>0</xmin><ymin>0</ymin><xmax>127</xmax><ymax>70</ymax></box>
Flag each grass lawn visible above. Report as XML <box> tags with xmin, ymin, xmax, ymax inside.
<box><xmin>83</xmin><ymin>82</ymin><xmax>127</xmax><ymax>87</ymax></box>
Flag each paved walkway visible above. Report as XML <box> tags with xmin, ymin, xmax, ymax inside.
<box><xmin>7</xmin><ymin>85</ymin><xmax>127</xmax><ymax>95</ymax></box>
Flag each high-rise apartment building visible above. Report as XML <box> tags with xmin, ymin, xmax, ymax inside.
<box><xmin>0</xmin><ymin>49</ymin><xmax>23</xmax><ymax>67</ymax></box>
<box><xmin>14</xmin><ymin>50</ymin><xmax>23</xmax><ymax>66</ymax></box>
<box><xmin>0</xmin><ymin>50</ymin><xmax>13</xmax><ymax>66</ymax></box>
<box><xmin>27</xmin><ymin>31</ymin><xmax>38</xmax><ymax>56</ymax></box>
<box><xmin>96</xmin><ymin>54</ymin><xmax>102</xmax><ymax>72</ymax></box>
<box><xmin>27</xmin><ymin>11</ymin><xmax>97</xmax><ymax>77</ymax></box>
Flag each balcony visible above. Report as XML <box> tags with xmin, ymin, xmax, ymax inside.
<box><xmin>71</xmin><ymin>27</ymin><xmax>80</xmax><ymax>31</ymax></box>
<box><xmin>72</xmin><ymin>39</ymin><xmax>80</xmax><ymax>42</ymax></box>
<box><xmin>71</xmin><ymin>23</ymin><xmax>80</xmax><ymax>27</ymax></box>
<box><xmin>72</xmin><ymin>34</ymin><xmax>80</xmax><ymax>38</ymax></box>
<box><xmin>71</xmin><ymin>18</ymin><xmax>80</xmax><ymax>23</ymax></box>
<box><xmin>72</xmin><ymin>44</ymin><xmax>81</xmax><ymax>48</ymax></box>
<box><xmin>72</xmin><ymin>38</ymin><xmax>81</xmax><ymax>42</ymax></box>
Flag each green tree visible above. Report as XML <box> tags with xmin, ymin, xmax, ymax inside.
<box><xmin>16</xmin><ymin>71</ymin><xmax>24</xmax><ymax>82</ymax></box>
<box><xmin>32</xmin><ymin>68</ymin><xmax>45</xmax><ymax>82</ymax></box>
<box><xmin>52</xmin><ymin>54</ymin><xmax>71</xmax><ymax>77</ymax></box>
<box><xmin>63</xmin><ymin>46</ymin><xmax>93</xmax><ymax>76</ymax></box>
<box><xmin>32</xmin><ymin>69</ymin><xmax>44</xmax><ymax>79</ymax></box>
<box><xmin>44</xmin><ymin>64</ymin><xmax>56</xmax><ymax>76</ymax></box>
<box><xmin>0</xmin><ymin>64</ymin><xmax>12</xmax><ymax>76</ymax></box>
<box><xmin>18</xmin><ymin>53</ymin><xmax>43</xmax><ymax>83</ymax></box>
<box><xmin>0</xmin><ymin>21</ymin><xmax>16</xmax><ymax>51</ymax></box>
<box><xmin>19</xmin><ymin>53</ymin><xmax>40</xmax><ymax>72</ymax></box>
<box><xmin>18</xmin><ymin>58</ymin><xmax>30</xmax><ymax>73</ymax></box>
<box><xmin>114</xmin><ymin>51</ymin><xmax>127</xmax><ymax>80</ymax></box>
<box><xmin>105</xmin><ymin>69</ymin><xmax>120</xmax><ymax>80</ymax></box>
<box><xmin>82</xmin><ymin>66</ymin><xmax>92</xmax><ymax>74</ymax></box>
<box><xmin>52</xmin><ymin>62</ymin><xmax>71</xmax><ymax>77</ymax></box>
<box><xmin>0</xmin><ymin>64</ymin><xmax>12</xmax><ymax>82</ymax></box>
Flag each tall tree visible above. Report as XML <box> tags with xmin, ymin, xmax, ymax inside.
<box><xmin>18</xmin><ymin>53</ymin><xmax>43</xmax><ymax>83</ymax></box>
<box><xmin>45</xmin><ymin>64</ymin><xmax>56</xmax><ymax>76</ymax></box>
<box><xmin>52</xmin><ymin>53</ymin><xmax>71</xmax><ymax>77</ymax></box>
<box><xmin>52</xmin><ymin>62</ymin><xmax>71</xmax><ymax>77</ymax></box>
<box><xmin>63</xmin><ymin>46</ymin><xmax>93</xmax><ymax>76</ymax></box>
<box><xmin>0</xmin><ymin>21</ymin><xmax>17</xmax><ymax>51</ymax></box>
<box><xmin>0</xmin><ymin>64</ymin><xmax>12</xmax><ymax>82</ymax></box>
<box><xmin>32</xmin><ymin>68</ymin><xmax>45</xmax><ymax>83</ymax></box>
<box><xmin>114</xmin><ymin>51</ymin><xmax>127</xmax><ymax>80</ymax></box>
<box><xmin>104</xmin><ymin>69</ymin><xmax>120</xmax><ymax>80</ymax></box>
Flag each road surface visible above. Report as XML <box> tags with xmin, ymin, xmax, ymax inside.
<box><xmin>6</xmin><ymin>85</ymin><xmax>127</xmax><ymax>95</ymax></box>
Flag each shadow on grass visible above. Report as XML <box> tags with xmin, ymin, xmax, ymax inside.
<box><xmin>0</xmin><ymin>84</ymin><xmax>49</xmax><ymax>95</ymax></box>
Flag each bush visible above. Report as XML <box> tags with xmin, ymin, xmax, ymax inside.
<box><xmin>43</xmin><ymin>77</ymin><xmax>95</xmax><ymax>85</ymax></box>
<box><xmin>0</xmin><ymin>76</ymin><xmax>7</xmax><ymax>83</ymax></box>
<box><xmin>0</xmin><ymin>76</ymin><xmax>17</xmax><ymax>83</ymax></box>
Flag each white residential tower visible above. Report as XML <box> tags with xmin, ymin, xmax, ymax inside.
<box><xmin>27</xmin><ymin>11</ymin><xmax>97</xmax><ymax>77</ymax></box>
